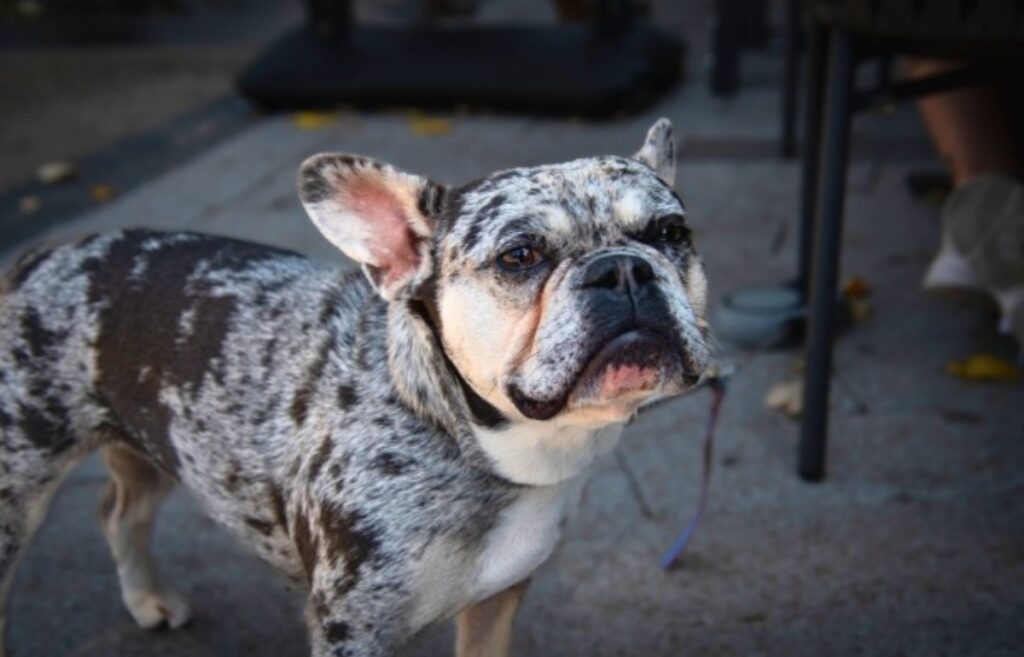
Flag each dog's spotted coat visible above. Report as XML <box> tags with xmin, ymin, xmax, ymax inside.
<box><xmin>0</xmin><ymin>119</ymin><xmax>709</xmax><ymax>657</ymax></box>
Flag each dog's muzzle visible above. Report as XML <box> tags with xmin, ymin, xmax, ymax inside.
<box><xmin>507</xmin><ymin>253</ymin><xmax>700</xmax><ymax>421</ymax></box>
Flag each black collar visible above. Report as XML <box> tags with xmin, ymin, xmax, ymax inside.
<box><xmin>409</xmin><ymin>298</ymin><xmax>509</xmax><ymax>430</ymax></box>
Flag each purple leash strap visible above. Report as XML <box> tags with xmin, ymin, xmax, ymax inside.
<box><xmin>660</xmin><ymin>376</ymin><xmax>726</xmax><ymax>569</ymax></box>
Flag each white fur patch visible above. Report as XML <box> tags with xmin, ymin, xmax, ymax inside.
<box><xmin>474</xmin><ymin>422</ymin><xmax>623</xmax><ymax>486</ymax></box>
<box><xmin>471</xmin><ymin>477</ymin><xmax>584</xmax><ymax>603</ymax></box>
<box><xmin>613</xmin><ymin>189</ymin><xmax>647</xmax><ymax>226</ymax></box>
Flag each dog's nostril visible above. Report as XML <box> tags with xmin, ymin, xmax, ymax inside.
<box><xmin>630</xmin><ymin>259</ymin><xmax>655</xmax><ymax>286</ymax></box>
<box><xmin>583</xmin><ymin>257</ymin><xmax>623</xmax><ymax>289</ymax></box>
<box><xmin>590</xmin><ymin>268</ymin><xmax>620</xmax><ymax>289</ymax></box>
<box><xmin>582</xmin><ymin>255</ymin><xmax>655</xmax><ymax>291</ymax></box>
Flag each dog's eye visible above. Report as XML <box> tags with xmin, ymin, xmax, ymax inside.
<box><xmin>497</xmin><ymin>246</ymin><xmax>543</xmax><ymax>271</ymax></box>
<box><xmin>650</xmin><ymin>216</ymin><xmax>690</xmax><ymax>244</ymax></box>
<box><xmin>658</xmin><ymin>224</ymin><xmax>688</xmax><ymax>243</ymax></box>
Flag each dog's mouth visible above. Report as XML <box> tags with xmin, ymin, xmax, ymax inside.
<box><xmin>506</xmin><ymin>326</ymin><xmax>695</xmax><ymax>421</ymax></box>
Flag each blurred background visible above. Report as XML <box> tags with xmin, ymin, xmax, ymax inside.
<box><xmin>1</xmin><ymin>1</ymin><xmax>1022</xmax><ymax>656</ymax></box>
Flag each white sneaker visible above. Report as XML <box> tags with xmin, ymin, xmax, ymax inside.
<box><xmin>924</xmin><ymin>173</ymin><xmax>1024</xmax><ymax>350</ymax></box>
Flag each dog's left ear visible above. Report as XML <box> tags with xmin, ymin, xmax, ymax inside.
<box><xmin>633</xmin><ymin>117</ymin><xmax>676</xmax><ymax>187</ymax></box>
<box><xmin>298</xmin><ymin>154</ymin><xmax>445</xmax><ymax>301</ymax></box>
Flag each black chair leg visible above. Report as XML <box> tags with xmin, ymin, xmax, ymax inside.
<box><xmin>798</xmin><ymin>28</ymin><xmax>855</xmax><ymax>482</ymax></box>
<box><xmin>795</xmin><ymin>19</ymin><xmax>828</xmax><ymax>298</ymax></box>
<box><xmin>779</xmin><ymin>0</ymin><xmax>801</xmax><ymax>157</ymax></box>
<box><xmin>710</xmin><ymin>0</ymin><xmax>743</xmax><ymax>96</ymax></box>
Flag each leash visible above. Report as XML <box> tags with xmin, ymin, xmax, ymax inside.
<box><xmin>659</xmin><ymin>368</ymin><xmax>729</xmax><ymax>569</ymax></box>
<box><xmin>656</xmin><ymin>321</ymin><xmax>788</xmax><ymax>569</ymax></box>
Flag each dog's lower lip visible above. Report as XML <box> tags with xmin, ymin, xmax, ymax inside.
<box><xmin>507</xmin><ymin>383</ymin><xmax>567</xmax><ymax>421</ymax></box>
<box><xmin>576</xmin><ymin>328</ymin><xmax>669</xmax><ymax>383</ymax></box>
<box><xmin>508</xmin><ymin>328</ymin><xmax>675</xmax><ymax>420</ymax></box>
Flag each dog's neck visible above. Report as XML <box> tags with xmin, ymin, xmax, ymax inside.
<box><xmin>414</xmin><ymin>297</ymin><xmax>508</xmax><ymax>429</ymax></box>
<box><xmin>384</xmin><ymin>298</ymin><xmax>507</xmax><ymax>475</ymax></box>
<box><xmin>384</xmin><ymin>298</ymin><xmax>622</xmax><ymax>486</ymax></box>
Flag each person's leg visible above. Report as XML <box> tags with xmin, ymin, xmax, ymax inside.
<box><xmin>907</xmin><ymin>58</ymin><xmax>1024</xmax><ymax>350</ymax></box>
<box><xmin>906</xmin><ymin>58</ymin><xmax>1021</xmax><ymax>185</ymax></box>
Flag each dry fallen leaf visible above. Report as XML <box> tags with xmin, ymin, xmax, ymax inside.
<box><xmin>946</xmin><ymin>354</ymin><xmax>1021</xmax><ymax>382</ymax></box>
<box><xmin>408</xmin><ymin>113</ymin><xmax>453</xmax><ymax>137</ymax></box>
<box><xmin>842</xmin><ymin>275</ymin><xmax>872</xmax><ymax>300</ymax></box>
<box><xmin>293</xmin><ymin>111</ymin><xmax>340</xmax><ymax>130</ymax></box>
<box><xmin>90</xmin><ymin>184</ymin><xmax>116</xmax><ymax>202</ymax></box>
<box><xmin>18</xmin><ymin>195</ymin><xmax>42</xmax><ymax>215</ymax></box>
<box><xmin>37</xmin><ymin>161</ymin><xmax>77</xmax><ymax>184</ymax></box>
<box><xmin>764</xmin><ymin>379</ymin><xmax>803</xmax><ymax>418</ymax></box>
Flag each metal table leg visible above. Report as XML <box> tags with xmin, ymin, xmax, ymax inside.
<box><xmin>798</xmin><ymin>28</ymin><xmax>855</xmax><ymax>482</ymax></box>
<box><xmin>779</xmin><ymin>0</ymin><xmax>801</xmax><ymax>158</ymax></box>
<box><xmin>795</xmin><ymin>18</ymin><xmax>829</xmax><ymax>300</ymax></box>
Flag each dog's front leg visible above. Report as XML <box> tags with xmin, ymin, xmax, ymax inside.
<box><xmin>306</xmin><ymin>579</ymin><xmax>400</xmax><ymax>657</ymax></box>
<box><xmin>455</xmin><ymin>580</ymin><xmax>529</xmax><ymax>657</ymax></box>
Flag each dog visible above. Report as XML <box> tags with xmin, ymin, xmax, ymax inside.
<box><xmin>0</xmin><ymin>118</ymin><xmax>708</xmax><ymax>657</ymax></box>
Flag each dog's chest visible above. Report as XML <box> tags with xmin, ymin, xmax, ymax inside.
<box><xmin>471</xmin><ymin>478</ymin><xmax>583</xmax><ymax>601</ymax></box>
<box><xmin>410</xmin><ymin>478</ymin><xmax>583</xmax><ymax>629</ymax></box>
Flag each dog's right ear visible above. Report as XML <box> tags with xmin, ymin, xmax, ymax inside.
<box><xmin>633</xmin><ymin>118</ymin><xmax>676</xmax><ymax>188</ymax></box>
<box><xmin>298</xmin><ymin>154</ymin><xmax>446</xmax><ymax>301</ymax></box>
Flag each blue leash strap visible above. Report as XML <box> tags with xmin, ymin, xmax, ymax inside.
<box><xmin>660</xmin><ymin>376</ymin><xmax>726</xmax><ymax>569</ymax></box>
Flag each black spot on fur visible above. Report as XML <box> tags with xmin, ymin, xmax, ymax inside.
<box><xmin>417</xmin><ymin>181</ymin><xmax>445</xmax><ymax>219</ymax></box>
<box><xmin>336</xmin><ymin>384</ymin><xmax>358</xmax><ymax>411</ymax></box>
<box><xmin>224</xmin><ymin>463</ymin><xmax>244</xmax><ymax>491</ymax></box>
<box><xmin>291</xmin><ymin>335</ymin><xmax>333</xmax><ymax>426</ymax></box>
<box><xmin>300</xmin><ymin>155</ymin><xmax>369</xmax><ymax>204</ymax></box>
<box><xmin>319</xmin><ymin>283</ymin><xmax>346</xmax><ymax>326</ymax></box>
<box><xmin>290</xmin><ymin>389</ymin><xmax>312</xmax><ymax>427</ymax></box>
<box><xmin>182</xmin><ymin>295</ymin><xmax>237</xmax><ymax>389</ymax></box>
<box><xmin>308</xmin><ymin>434</ymin><xmax>334</xmax><ymax>480</ymax></box>
<box><xmin>267</xmin><ymin>484</ymin><xmax>288</xmax><ymax>528</ymax></box>
<box><xmin>293</xmin><ymin>513</ymin><xmax>319</xmax><ymax>584</ymax></box>
<box><xmin>17</xmin><ymin>400</ymin><xmax>73</xmax><ymax>453</ymax></box>
<box><xmin>86</xmin><ymin>230</ymin><xmax>296</xmax><ymax>474</ymax></box>
<box><xmin>245</xmin><ymin>517</ymin><xmax>275</xmax><ymax>536</ymax></box>
<box><xmin>460</xmin><ymin>193</ymin><xmax>507</xmax><ymax>252</ymax></box>
<box><xmin>324</xmin><ymin>621</ymin><xmax>350</xmax><ymax>644</ymax></box>
<box><xmin>299</xmin><ymin>171</ymin><xmax>331</xmax><ymax>205</ymax></box>
<box><xmin>319</xmin><ymin>506</ymin><xmax>379</xmax><ymax>593</ymax></box>
<box><xmin>311</xmin><ymin>592</ymin><xmax>331</xmax><ymax>622</ymax></box>
<box><xmin>372</xmin><ymin>415</ymin><xmax>392</xmax><ymax>428</ymax></box>
<box><xmin>7</xmin><ymin>246</ymin><xmax>54</xmax><ymax>289</ymax></box>
<box><xmin>372</xmin><ymin>452</ymin><xmax>410</xmax><ymax>476</ymax></box>
<box><xmin>20</xmin><ymin>308</ymin><xmax>64</xmax><ymax>359</ymax></box>
<box><xmin>261</xmin><ymin>337</ymin><xmax>278</xmax><ymax>373</ymax></box>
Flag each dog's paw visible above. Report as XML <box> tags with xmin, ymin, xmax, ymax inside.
<box><xmin>123</xmin><ymin>588</ymin><xmax>192</xmax><ymax>630</ymax></box>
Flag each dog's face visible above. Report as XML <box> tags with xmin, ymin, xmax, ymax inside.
<box><xmin>299</xmin><ymin>119</ymin><xmax>708</xmax><ymax>429</ymax></box>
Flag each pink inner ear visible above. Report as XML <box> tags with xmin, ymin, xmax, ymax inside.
<box><xmin>346</xmin><ymin>178</ymin><xmax>420</xmax><ymax>290</ymax></box>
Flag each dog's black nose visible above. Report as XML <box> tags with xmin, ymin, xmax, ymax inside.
<box><xmin>581</xmin><ymin>254</ymin><xmax>655</xmax><ymax>293</ymax></box>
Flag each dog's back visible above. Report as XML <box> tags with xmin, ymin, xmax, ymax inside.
<box><xmin>0</xmin><ymin>231</ymin><xmax>374</xmax><ymax>608</ymax></box>
<box><xmin>2</xmin><ymin>230</ymin><xmax>351</xmax><ymax>460</ymax></box>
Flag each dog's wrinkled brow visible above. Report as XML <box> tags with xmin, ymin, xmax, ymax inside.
<box><xmin>437</xmin><ymin>155</ymin><xmax>688</xmax><ymax>270</ymax></box>
<box><xmin>495</xmin><ymin>217</ymin><xmax>545</xmax><ymax>246</ymax></box>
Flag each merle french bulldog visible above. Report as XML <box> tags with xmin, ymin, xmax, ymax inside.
<box><xmin>0</xmin><ymin>119</ymin><xmax>709</xmax><ymax>657</ymax></box>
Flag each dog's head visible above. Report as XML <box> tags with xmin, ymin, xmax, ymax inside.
<box><xmin>299</xmin><ymin>119</ymin><xmax>708</xmax><ymax>430</ymax></box>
